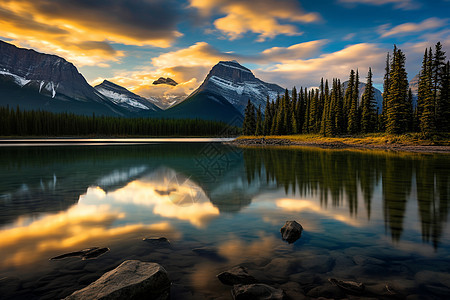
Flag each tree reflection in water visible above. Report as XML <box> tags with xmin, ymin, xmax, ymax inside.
<box><xmin>242</xmin><ymin>147</ymin><xmax>450</xmax><ymax>249</ymax></box>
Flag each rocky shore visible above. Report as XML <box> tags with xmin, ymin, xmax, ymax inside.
<box><xmin>227</xmin><ymin>137</ymin><xmax>450</xmax><ymax>153</ymax></box>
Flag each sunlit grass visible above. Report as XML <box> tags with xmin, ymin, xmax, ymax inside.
<box><xmin>237</xmin><ymin>133</ymin><xmax>450</xmax><ymax>146</ymax></box>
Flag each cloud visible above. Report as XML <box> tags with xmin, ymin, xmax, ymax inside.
<box><xmin>0</xmin><ymin>0</ymin><xmax>183</xmax><ymax>66</ymax></box>
<box><xmin>255</xmin><ymin>43</ymin><xmax>387</xmax><ymax>88</ymax></box>
<box><xmin>338</xmin><ymin>0</ymin><xmax>420</xmax><ymax>10</ymax></box>
<box><xmin>189</xmin><ymin>0</ymin><xmax>321</xmax><ymax>41</ymax></box>
<box><xmin>379</xmin><ymin>18</ymin><xmax>448</xmax><ymax>38</ymax></box>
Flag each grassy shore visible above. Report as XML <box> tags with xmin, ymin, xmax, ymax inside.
<box><xmin>232</xmin><ymin>133</ymin><xmax>450</xmax><ymax>153</ymax></box>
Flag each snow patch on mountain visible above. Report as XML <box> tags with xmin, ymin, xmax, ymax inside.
<box><xmin>96</xmin><ymin>87</ymin><xmax>150</xmax><ymax>110</ymax></box>
<box><xmin>0</xmin><ymin>70</ymin><xmax>30</xmax><ymax>87</ymax></box>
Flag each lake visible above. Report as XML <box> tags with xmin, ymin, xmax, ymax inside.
<box><xmin>0</xmin><ymin>142</ymin><xmax>449</xmax><ymax>299</ymax></box>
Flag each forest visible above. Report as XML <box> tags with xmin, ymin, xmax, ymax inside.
<box><xmin>0</xmin><ymin>107</ymin><xmax>240</xmax><ymax>137</ymax></box>
<box><xmin>243</xmin><ymin>42</ymin><xmax>450</xmax><ymax>137</ymax></box>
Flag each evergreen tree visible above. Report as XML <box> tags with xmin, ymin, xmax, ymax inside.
<box><xmin>283</xmin><ymin>89</ymin><xmax>292</xmax><ymax>133</ymax></box>
<box><xmin>255</xmin><ymin>105</ymin><xmax>263</xmax><ymax>135</ymax></box>
<box><xmin>416</xmin><ymin>49</ymin><xmax>429</xmax><ymax>127</ymax></box>
<box><xmin>419</xmin><ymin>48</ymin><xmax>436</xmax><ymax>134</ymax></box>
<box><xmin>243</xmin><ymin>99</ymin><xmax>256</xmax><ymax>135</ymax></box>
<box><xmin>381</xmin><ymin>53</ymin><xmax>390</xmax><ymax>131</ymax></box>
<box><xmin>433</xmin><ymin>42</ymin><xmax>447</xmax><ymax>130</ymax></box>
<box><xmin>440</xmin><ymin>61</ymin><xmax>450</xmax><ymax>132</ymax></box>
<box><xmin>361</xmin><ymin>68</ymin><xmax>377</xmax><ymax>133</ymax></box>
<box><xmin>263</xmin><ymin>96</ymin><xmax>272</xmax><ymax>135</ymax></box>
<box><xmin>334</xmin><ymin>79</ymin><xmax>344</xmax><ymax>135</ymax></box>
<box><xmin>407</xmin><ymin>88</ymin><xmax>414</xmax><ymax>131</ymax></box>
<box><xmin>386</xmin><ymin>46</ymin><xmax>409</xmax><ymax>134</ymax></box>
<box><xmin>348</xmin><ymin>69</ymin><xmax>360</xmax><ymax>134</ymax></box>
<box><xmin>343</xmin><ymin>70</ymin><xmax>355</xmax><ymax>133</ymax></box>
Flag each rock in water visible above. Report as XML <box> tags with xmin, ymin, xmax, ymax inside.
<box><xmin>280</xmin><ymin>221</ymin><xmax>303</xmax><ymax>243</ymax></box>
<box><xmin>50</xmin><ymin>247</ymin><xmax>109</xmax><ymax>260</ymax></box>
<box><xmin>64</xmin><ymin>260</ymin><xmax>170</xmax><ymax>300</ymax></box>
<box><xmin>329</xmin><ymin>278</ymin><xmax>365</xmax><ymax>295</ymax></box>
<box><xmin>232</xmin><ymin>284</ymin><xmax>285</xmax><ymax>300</ymax></box>
<box><xmin>217</xmin><ymin>266</ymin><xmax>257</xmax><ymax>285</ymax></box>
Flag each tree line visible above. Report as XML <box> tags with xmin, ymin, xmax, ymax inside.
<box><xmin>243</xmin><ymin>42</ymin><xmax>450</xmax><ymax>136</ymax></box>
<box><xmin>0</xmin><ymin>106</ymin><xmax>240</xmax><ymax>137</ymax></box>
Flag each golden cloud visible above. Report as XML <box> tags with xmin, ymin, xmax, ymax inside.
<box><xmin>0</xmin><ymin>0</ymin><xmax>183</xmax><ymax>66</ymax></box>
<box><xmin>255</xmin><ymin>43</ymin><xmax>387</xmax><ymax>88</ymax></box>
<box><xmin>190</xmin><ymin>0</ymin><xmax>321</xmax><ymax>41</ymax></box>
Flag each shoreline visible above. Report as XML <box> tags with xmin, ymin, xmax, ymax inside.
<box><xmin>227</xmin><ymin>137</ymin><xmax>450</xmax><ymax>153</ymax></box>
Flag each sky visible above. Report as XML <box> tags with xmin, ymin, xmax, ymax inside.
<box><xmin>1</xmin><ymin>0</ymin><xmax>449</xmax><ymax>98</ymax></box>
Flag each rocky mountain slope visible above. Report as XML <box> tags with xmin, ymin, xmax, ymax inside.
<box><xmin>0</xmin><ymin>40</ymin><xmax>133</xmax><ymax>116</ymax></box>
<box><xmin>194</xmin><ymin>60</ymin><xmax>285</xmax><ymax>113</ymax></box>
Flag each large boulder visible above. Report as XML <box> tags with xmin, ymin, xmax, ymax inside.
<box><xmin>232</xmin><ymin>284</ymin><xmax>285</xmax><ymax>300</ymax></box>
<box><xmin>64</xmin><ymin>260</ymin><xmax>170</xmax><ymax>300</ymax></box>
<box><xmin>217</xmin><ymin>266</ymin><xmax>257</xmax><ymax>285</ymax></box>
<box><xmin>280</xmin><ymin>221</ymin><xmax>303</xmax><ymax>243</ymax></box>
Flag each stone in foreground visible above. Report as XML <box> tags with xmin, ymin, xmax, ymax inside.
<box><xmin>280</xmin><ymin>221</ymin><xmax>303</xmax><ymax>243</ymax></box>
<box><xmin>64</xmin><ymin>260</ymin><xmax>170</xmax><ymax>300</ymax></box>
<box><xmin>217</xmin><ymin>266</ymin><xmax>257</xmax><ymax>285</ymax></box>
<box><xmin>232</xmin><ymin>284</ymin><xmax>285</xmax><ymax>300</ymax></box>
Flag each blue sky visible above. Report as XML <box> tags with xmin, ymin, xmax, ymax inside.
<box><xmin>1</xmin><ymin>0</ymin><xmax>449</xmax><ymax>97</ymax></box>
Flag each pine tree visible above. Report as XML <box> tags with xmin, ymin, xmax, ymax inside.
<box><xmin>361</xmin><ymin>68</ymin><xmax>377</xmax><ymax>133</ymax></box>
<box><xmin>348</xmin><ymin>70</ymin><xmax>360</xmax><ymax>134</ymax></box>
<box><xmin>255</xmin><ymin>105</ymin><xmax>263</xmax><ymax>135</ymax></box>
<box><xmin>283</xmin><ymin>89</ymin><xmax>292</xmax><ymax>133</ymax></box>
<box><xmin>381</xmin><ymin>53</ymin><xmax>390</xmax><ymax>131</ymax></box>
<box><xmin>440</xmin><ymin>61</ymin><xmax>450</xmax><ymax>132</ymax></box>
<box><xmin>416</xmin><ymin>49</ymin><xmax>428</xmax><ymax>127</ymax></box>
<box><xmin>243</xmin><ymin>99</ymin><xmax>256</xmax><ymax>135</ymax></box>
<box><xmin>343</xmin><ymin>70</ymin><xmax>355</xmax><ymax>134</ymax></box>
<box><xmin>263</xmin><ymin>96</ymin><xmax>272</xmax><ymax>135</ymax></box>
<box><xmin>407</xmin><ymin>88</ymin><xmax>414</xmax><ymax>131</ymax></box>
<box><xmin>291</xmin><ymin>87</ymin><xmax>298</xmax><ymax>134</ymax></box>
<box><xmin>386</xmin><ymin>46</ymin><xmax>409</xmax><ymax>134</ymax></box>
<box><xmin>419</xmin><ymin>48</ymin><xmax>436</xmax><ymax>135</ymax></box>
<box><xmin>303</xmin><ymin>89</ymin><xmax>311</xmax><ymax>133</ymax></box>
<box><xmin>433</xmin><ymin>42</ymin><xmax>447</xmax><ymax>130</ymax></box>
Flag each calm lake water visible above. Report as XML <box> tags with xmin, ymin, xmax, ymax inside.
<box><xmin>0</xmin><ymin>142</ymin><xmax>449</xmax><ymax>299</ymax></box>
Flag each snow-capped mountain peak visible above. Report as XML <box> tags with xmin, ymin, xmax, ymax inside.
<box><xmin>195</xmin><ymin>60</ymin><xmax>284</xmax><ymax>113</ymax></box>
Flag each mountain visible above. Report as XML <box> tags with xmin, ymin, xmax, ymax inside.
<box><xmin>0</xmin><ymin>40</ymin><xmax>146</xmax><ymax>117</ymax></box>
<box><xmin>342</xmin><ymin>81</ymin><xmax>383</xmax><ymax>111</ymax></box>
<box><xmin>193</xmin><ymin>60</ymin><xmax>284</xmax><ymax>113</ymax></box>
<box><xmin>153</xmin><ymin>77</ymin><xmax>178</xmax><ymax>86</ymax></box>
<box><xmin>164</xmin><ymin>89</ymin><xmax>243</xmax><ymax>124</ymax></box>
<box><xmin>94</xmin><ymin>80</ymin><xmax>161</xmax><ymax>113</ymax></box>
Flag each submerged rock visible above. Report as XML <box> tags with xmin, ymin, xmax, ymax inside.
<box><xmin>280</xmin><ymin>221</ymin><xmax>303</xmax><ymax>243</ymax></box>
<box><xmin>50</xmin><ymin>247</ymin><xmax>109</xmax><ymax>260</ymax></box>
<box><xmin>217</xmin><ymin>266</ymin><xmax>257</xmax><ymax>285</ymax></box>
<box><xmin>64</xmin><ymin>260</ymin><xmax>170</xmax><ymax>300</ymax></box>
<box><xmin>143</xmin><ymin>237</ymin><xmax>171</xmax><ymax>248</ymax></box>
<box><xmin>232</xmin><ymin>284</ymin><xmax>285</xmax><ymax>300</ymax></box>
<box><xmin>329</xmin><ymin>278</ymin><xmax>365</xmax><ymax>295</ymax></box>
